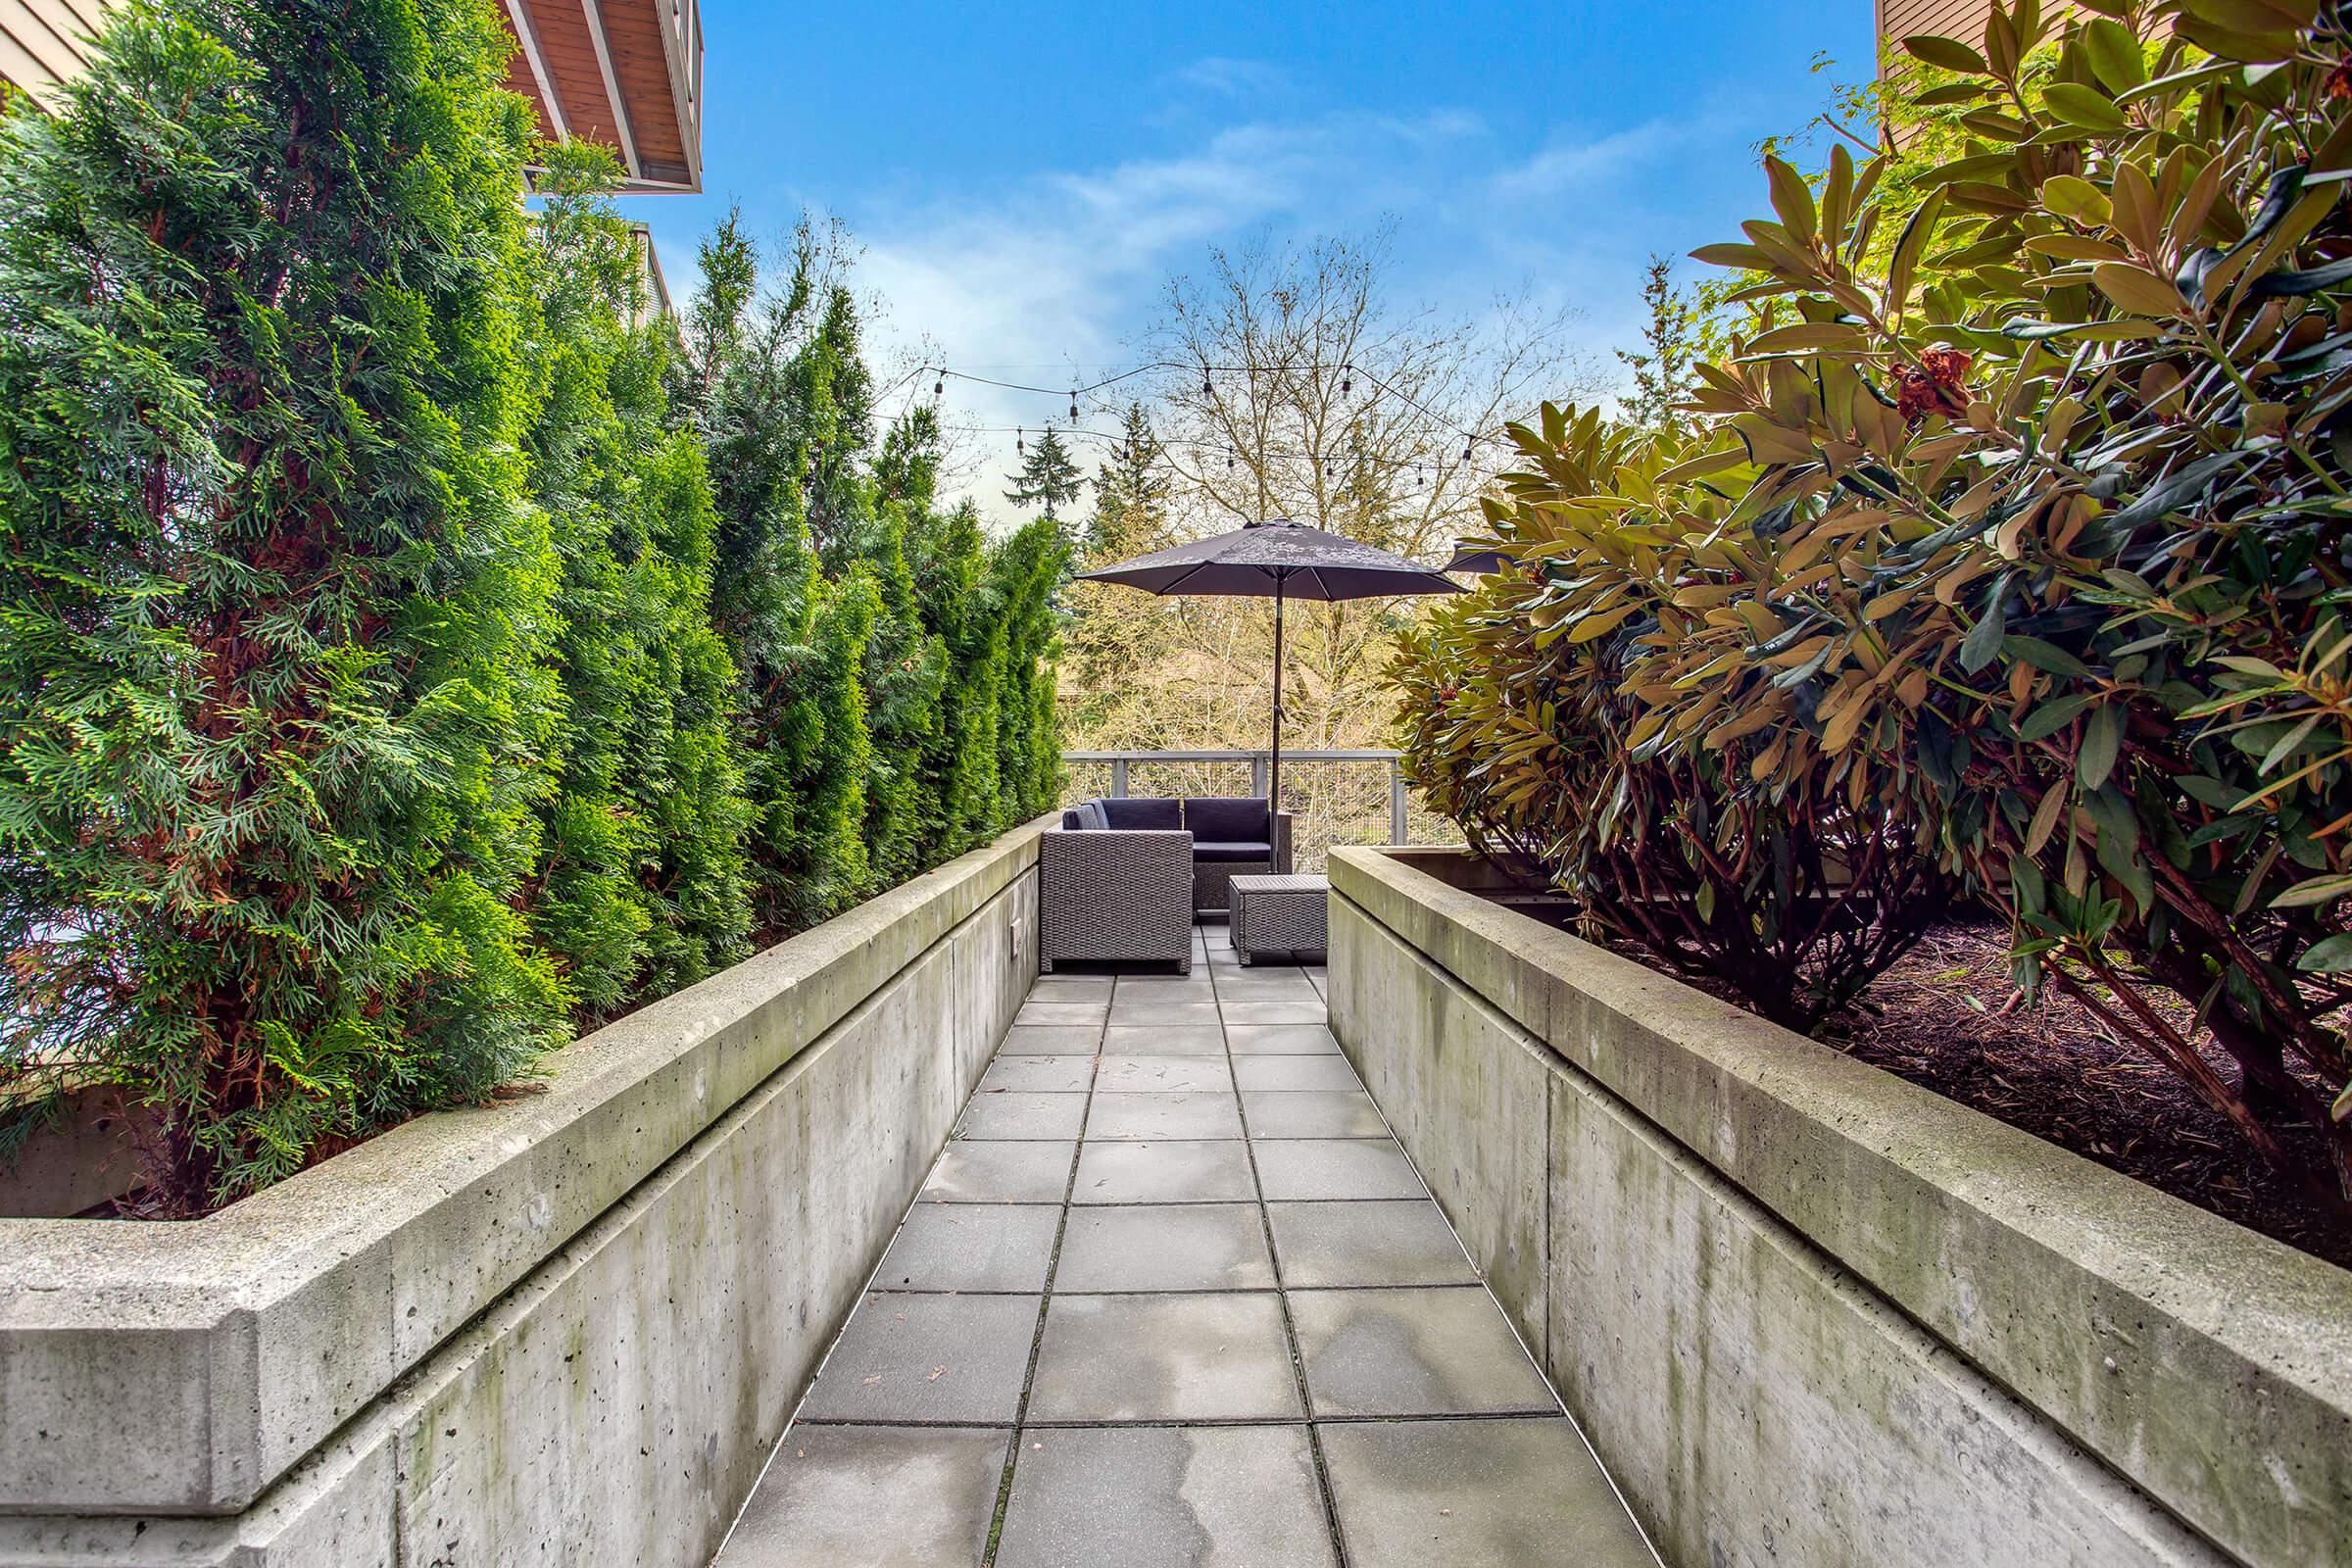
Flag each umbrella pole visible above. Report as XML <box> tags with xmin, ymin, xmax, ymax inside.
<box><xmin>1270</xmin><ymin>575</ymin><xmax>1284</xmax><ymax>817</ymax></box>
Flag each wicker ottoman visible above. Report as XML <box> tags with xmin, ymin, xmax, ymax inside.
<box><xmin>1229</xmin><ymin>874</ymin><xmax>1329</xmax><ymax>965</ymax></box>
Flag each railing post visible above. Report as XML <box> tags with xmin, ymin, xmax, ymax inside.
<box><xmin>1250</xmin><ymin>754</ymin><xmax>1268</xmax><ymax>799</ymax></box>
<box><xmin>1389</xmin><ymin>758</ymin><xmax>1408</xmax><ymax>845</ymax></box>
<box><xmin>1110</xmin><ymin>758</ymin><xmax>1129</xmax><ymax>798</ymax></box>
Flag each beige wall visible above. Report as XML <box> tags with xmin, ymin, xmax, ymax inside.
<box><xmin>0</xmin><ymin>0</ymin><xmax>112</xmax><ymax>107</ymax></box>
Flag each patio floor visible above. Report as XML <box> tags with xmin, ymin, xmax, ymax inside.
<box><xmin>711</xmin><ymin>923</ymin><xmax>1658</xmax><ymax>1567</ymax></box>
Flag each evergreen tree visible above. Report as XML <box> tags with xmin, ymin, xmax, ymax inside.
<box><xmin>520</xmin><ymin>142</ymin><xmax>752</xmax><ymax>1016</ymax></box>
<box><xmin>1004</xmin><ymin>426</ymin><xmax>1086</xmax><ymax>525</ymax></box>
<box><xmin>691</xmin><ymin>217</ymin><xmax>880</xmax><ymax>934</ymax></box>
<box><xmin>0</xmin><ymin>0</ymin><xmax>565</xmax><ymax>1207</ymax></box>
<box><xmin>1615</xmin><ymin>254</ymin><xmax>1699</xmax><ymax>428</ymax></box>
<box><xmin>1086</xmin><ymin>404</ymin><xmax>1170</xmax><ymax>560</ymax></box>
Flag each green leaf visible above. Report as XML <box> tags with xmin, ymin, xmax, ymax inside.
<box><xmin>1764</xmin><ymin>157</ymin><xmax>1817</xmax><ymax>246</ymax></box>
<box><xmin>1904</xmin><ymin>33</ymin><xmax>1991</xmax><ymax>74</ymax></box>
<box><xmin>2018</xmin><ymin>693</ymin><xmax>2093</xmax><ymax>741</ymax></box>
<box><xmin>2082</xmin><ymin>19</ymin><xmax>2150</xmax><ymax>93</ymax></box>
<box><xmin>2040</xmin><ymin>173</ymin><xmax>2112</xmax><ymax>226</ymax></box>
<box><xmin>2294</xmin><ymin>933</ymin><xmax>2352</xmax><ymax>971</ymax></box>
<box><xmin>2093</xmin><ymin>262</ymin><xmax>2185</xmax><ymax>317</ymax></box>
<box><xmin>2078</xmin><ymin>704</ymin><xmax>2125</xmax><ymax>788</ymax></box>
<box><xmin>1960</xmin><ymin>587</ymin><xmax>2007</xmax><ymax>674</ymax></box>
<box><xmin>2271</xmin><ymin>872</ymin><xmax>2352</xmax><ymax>908</ymax></box>
<box><xmin>2003</xmin><ymin>635</ymin><xmax>2092</xmax><ymax>679</ymax></box>
<box><xmin>2042</xmin><ymin>82</ymin><xmax>2131</xmax><ymax>132</ymax></box>
<box><xmin>1888</xmin><ymin>187</ymin><xmax>1949</xmax><ymax>317</ymax></box>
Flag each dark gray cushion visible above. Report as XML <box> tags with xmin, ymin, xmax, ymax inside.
<box><xmin>1072</xmin><ymin>800</ymin><xmax>1109</xmax><ymax>831</ymax></box>
<box><xmin>1185</xmin><ymin>797</ymin><xmax>1269</xmax><ymax>841</ymax></box>
<box><xmin>1102</xmin><ymin>797</ymin><xmax>1181</xmax><ymax>831</ymax></box>
<box><xmin>1192</xmin><ymin>840</ymin><xmax>1273</xmax><ymax>863</ymax></box>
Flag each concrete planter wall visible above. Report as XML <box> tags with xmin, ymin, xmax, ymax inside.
<box><xmin>1327</xmin><ymin>846</ymin><xmax>2352</xmax><ymax>1568</ymax></box>
<box><xmin>0</xmin><ymin>821</ymin><xmax>1043</xmax><ymax>1567</ymax></box>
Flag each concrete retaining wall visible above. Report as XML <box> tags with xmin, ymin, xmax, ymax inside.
<box><xmin>0</xmin><ymin>821</ymin><xmax>1042</xmax><ymax>1566</ymax></box>
<box><xmin>1327</xmin><ymin>847</ymin><xmax>2352</xmax><ymax>1568</ymax></box>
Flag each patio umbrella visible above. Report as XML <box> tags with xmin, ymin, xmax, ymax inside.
<box><xmin>1077</xmin><ymin>517</ymin><xmax>1459</xmax><ymax>808</ymax></box>
<box><xmin>1445</xmin><ymin>541</ymin><xmax>1509</xmax><ymax>574</ymax></box>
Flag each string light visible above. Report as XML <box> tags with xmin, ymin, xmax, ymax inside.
<box><xmin>911</xmin><ymin>361</ymin><xmax>1495</xmax><ymax>468</ymax></box>
<box><xmin>1016</xmin><ymin>428</ymin><xmax>1025</xmax><ymax>455</ymax></box>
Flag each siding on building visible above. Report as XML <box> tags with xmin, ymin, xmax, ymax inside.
<box><xmin>0</xmin><ymin>0</ymin><xmax>107</xmax><ymax>109</ymax></box>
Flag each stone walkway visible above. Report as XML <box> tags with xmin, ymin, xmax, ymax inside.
<box><xmin>712</xmin><ymin>924</ymin><xmax>1657</xmax><ymax>1567</ymax></box>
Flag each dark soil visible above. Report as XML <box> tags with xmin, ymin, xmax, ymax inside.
<box><xmin>1559</xmin><ymin>907</ymin><xmax>2350</xmax><ymax>1270</ymax></box>
<box><xmin>1818</xmin><ymin>920</ymin><xmax>2350</xmax><ymax>1270</ymax></box>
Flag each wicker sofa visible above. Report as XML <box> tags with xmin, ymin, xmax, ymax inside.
<box><xmin>1039</xmin><ymin>796</ymin><xmax>1296</xmax><ymax>973</ymax></box>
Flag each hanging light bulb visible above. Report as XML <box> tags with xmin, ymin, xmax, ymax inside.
<box><xmin>1462</xmin><ymin>439</ymin><xmax>1474</xmax><ymax>462</ymax></box>
<box><xmin>1226</xmin><ymin>454</ymin><xmax>1235</xmax><ymax>470</ymax></box>
<box><xmin>1017</xmin><ymin>428</ymin><xmax>1026</xmax><ymax>455</ymax></box>
<box><xmin>1341</xmin><ymin>366</ymin><xmax>1352</xmax><ymax>397</ymax></box>
<box><xmin>1201</xmin><ymin>369</ymin><xmax>1212</xmax><ymax>397</ymax></box>
<box><xmin>932</xmin><ymin>372</ymin><xmax>944</xmax><ymax>397</ymax></box>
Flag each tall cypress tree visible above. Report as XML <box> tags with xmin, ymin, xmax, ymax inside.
<box><xmin>0</xmin><ymin>0</ymin><xmax>565</xmax><ymax>1207</ymax></box>
<box><xmin>520</xmin><ymin>143</ymin><xmax>751</xmax><ymax>1016</ymax></box>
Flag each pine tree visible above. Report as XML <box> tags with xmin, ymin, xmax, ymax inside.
<box><xmin>1004</xmin><ymin>426</ymin><xmax>1086</xmax><ymax>525</ymax></box>
<box><xmin>0</xmin><ymin>0</ymin><xmax>566</xmax><ymax>1208</ymax></box>
<box><xmin>1616</xmin><ymin>254</ymin><xmax>1699</xmax><ymax>428</ymax></box>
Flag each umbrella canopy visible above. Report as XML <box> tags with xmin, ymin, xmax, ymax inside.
<box><xmin>1445</xmin><ymin>542</ymin><xmax>1508</xmax><ymax>574</ymax></box>
<box><xmin>1077</xmin><ymin>518</ymin><xmax>1458</xmax><ymax>812</ymax></box>
<box><xmin>1083</xmin><ymin>516</ymin><xmax>1463</xmax><ymax>600</ymax></box>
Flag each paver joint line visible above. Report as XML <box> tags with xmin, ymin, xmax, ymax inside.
<box><xmin>719</xmin><ymin>921</ymin><xmax>1658</xmax><ymax>1568</ymax></box>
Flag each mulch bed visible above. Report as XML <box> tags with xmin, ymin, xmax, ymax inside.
<box><xmin>1534</xmin><ymin>902</ymin><xmax>2348</xmax><ymax>1268</ymax></box>
<box><xmin>1817</xmin><ymin>920</ymin><xmax>2349</xmax><ymax>1270</ymax></box>
<box><xmin>1815</xmin><ymin>930</ymin><xmax>2352</xmax><ymax>1278</ymax></box>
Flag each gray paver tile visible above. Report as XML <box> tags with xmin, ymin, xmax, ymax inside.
<box><xmin>1113</xmin><ymin>974</ymin><xmax>1217</xmax><ymax>1003</ymax></box>
<box><xmin>995</xmin><ymin>1425</ymin><xmax>1336</xmax><ymax>1568</ymax></box>
<box><xmin>980</xmin><ymin>1055</ymin><xmax>1098</xmax><ymax>1094</ymax></box>
<box><xmin>1086</xmin><ymin>1091</ymin><xmax>1244</xmax><ymax>1142</ymax></box>
<box><xmin>1223</xmin><ymin>1024</ymin><xmax>1342</xmax><ymax>1054</ymax></box>
<box><xmin>958</xmin><ymin>1091</ymin><xmax>1090</xmax><ymax>1141</ymax></box>
<box><xmin>1215</xmin><ymin>999</ymin><xmax>1328</xmax><ymax>1024</ymax></box>
<box><xmin>1319</xmin><ymin>1418</ymin><xmax>1655</xmax><ymax>1568</ymax></box>
<box><xmin>1017</xmin><ymin>999</ymin><xmax>1110</xmax><ymax>1026</ymax></box>
<box><xmin>874</xmin><ymin>1203</ymin><xmax>1060</xmax><ymax>1293</ymax></box>
<box><xmin>1071</xmin><ymin>1140</ymin><xmax>1256</xmax><ymax>1204</ymax></box>
<box><xmin>1232</xmin><ymin>1054</ymin><xmax>1362</xmax><ymax>1092</ymax></box>
<box><xmin>1265</xmin><ymin>1200</ymin><xmax>1477</xmax><ymax>1288</ymax></box>
<box><xmin>1028</xmin><ymin>1293</ymin><xmax>1300</xmax><ymax>1420</ymax></box>
<box><xmin>714</xmin><ymin>1425</ymin><xmax>1008</xmax><ymax>1568</ymax></box>
<box><xmin>1029</xmin><ymin>974</ymin><xmax>1115</xmax><ymax>1003</ymax></box>
<box><xmin>1290</xmin><ymin>1287</ymin><xmax>1555</xmax><ymax>1417</ymax></box>
<box><xmin>799</xmin><ymin>1293</ymin><xmax>1039</xmax><ymax>1423</ymax></box>
<box><xmin>1094</xmin><ymin>1054</ymin><xmax>1236</xmax><ymax>1095</ymax></box>
<box><xmin>1102</xmin><ymin>1024</ymin><xmax>1226</xmax><ymax>1055</ymax></box>
<box><xmin>1251</xmin><ymin>1139</ymin><xmax>1424</xmax><ymax>1200</ymax></box>
<box><xmin>1108</xmin><ymin>998</ymin><xmax>1223</xmax><ymax>1026</ymax></box>
<box><xmin>1054</xmin><ymin>1203</ymin><xmax>1276</xmax><ymax>1292</ymax></box>
<box><xmin>1000</xmin><ymin>1024</ymin><xmax>1102</xmax><ymax>1055</ymax></box>
<box><xmin>921</xmin><ymin>1140</ymin><xmax>1073</xmax><ymax>1203</ymax></box>
<box><xmin>1241</xmin><ymin>1088</ymin><xmax>1386</xmax><ymax>1139</ymax></box>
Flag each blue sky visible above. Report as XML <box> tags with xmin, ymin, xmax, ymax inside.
<box><xmin>617</xmin><ymin>1</ymin><xmax>1874</xmax><ymax>514</ymax></box>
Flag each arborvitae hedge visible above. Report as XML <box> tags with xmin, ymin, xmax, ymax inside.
<box><xmin>0</xmin><ymin>5</ymin><xmax>1065</xmax><ymax>1210</ymax></box>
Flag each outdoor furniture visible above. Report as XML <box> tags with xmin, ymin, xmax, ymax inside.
<box><xmin>1183</xmin><ymin>795</ymin><xmax>1293</xmax><ymax>916</ymax></box>
<box><xmin>1058</xmin><ymin>795</ymin><xmax>1294</xmax><ymax>918</ymax></box>
<box><xmin>1229</xmin><ymin>873</ymin><xmax>1329</xmax><ymax>964</ymax></box>
<box><xmin>1040</xmin><ymin>808</ymin><xmax>1193</xmax><ymax>972</ymax></box>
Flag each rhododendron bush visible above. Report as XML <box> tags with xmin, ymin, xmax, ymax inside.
<box><xmin>1396</xmin><ymin>0</ymin><xmax>2352</xmax><ymax>1221</ymax></box>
